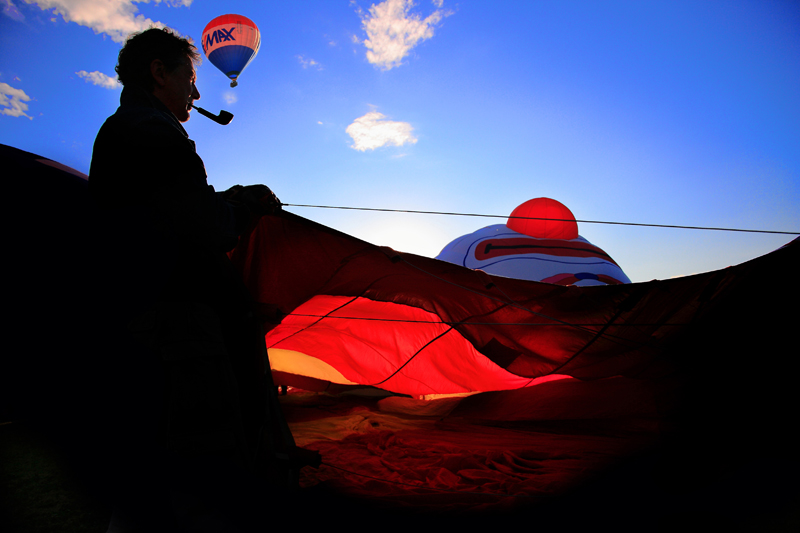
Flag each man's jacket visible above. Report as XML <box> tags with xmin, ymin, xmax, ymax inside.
<box><xmin>90</xmin><ymin>85</ymin><xmax>251</xmax><ymax>308</ymax></box>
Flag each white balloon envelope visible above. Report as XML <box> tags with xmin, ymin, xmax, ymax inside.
<box><xmin>436</xmin><ymin>198</ymin><xmax>631</xmax><ymax>286</ymax></box>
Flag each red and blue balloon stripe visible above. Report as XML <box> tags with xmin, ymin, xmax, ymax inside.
<box><xmin>202</xmin><ymin>14</ymin><xmax>260</xmax><ymax>87</ymax></box>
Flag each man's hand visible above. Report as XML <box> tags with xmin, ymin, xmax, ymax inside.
<box><xmin>243</xmin><ymin>184</ymin><xmax>281</xmax><ymax>210</ymax></box>
<box><xmin>223</xmin><ymin>184</ymin><xmax>282</xmax><ymax>215</ymax></box>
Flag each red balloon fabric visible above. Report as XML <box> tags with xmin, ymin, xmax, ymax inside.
<box><xmin>506</xmin><ymin>197</ymin><xmax>579</xmax><ymax>240</ymax></box>
<box><xmin>266</xmin><ymin>294</ymin><xmax>568</xmax><ymax>397</ymax></box>
<box><xmin>228</xmin><ymin>210</ymin><xmax>797</xmax><ymax>398</ymax></box>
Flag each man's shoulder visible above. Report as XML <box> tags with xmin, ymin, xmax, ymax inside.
<box><xmin>99</xmin><ymin>86</ymin><xmax>188</xmax><ymax>141</ymax></box>
<box><xmin>104</xmin><ymin>105</ymin><xmax>181</xmax><ymax>135</ymax></box>
<box><xmin>96</xmin><ymin>106</ymin><xmax>190</xmax><ymax>155</ymax></box>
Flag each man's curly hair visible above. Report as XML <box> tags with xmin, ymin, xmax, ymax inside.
<box><xmin>116</xmin><ymin>27</ymin><xmax>200</xmax><ymax>91</ymax></box>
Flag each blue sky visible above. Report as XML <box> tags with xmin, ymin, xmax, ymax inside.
<box><xmin>1</xmin><ymin>0</ymin><xmax>798</xmax><ymax>282</ymax></box>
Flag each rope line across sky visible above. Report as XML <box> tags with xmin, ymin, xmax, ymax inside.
<box><xmin>282</xmin><ymin>204</ymin><xmax>800</xmax><ymax>236</ymax></box>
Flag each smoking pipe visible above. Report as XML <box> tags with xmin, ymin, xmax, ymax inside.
<box><xmin>191</xmin><ymin>105</ymin><xmax>233</xmax><ymax>125</ymax></box>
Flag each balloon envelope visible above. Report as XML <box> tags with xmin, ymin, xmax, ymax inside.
<box><xmin>202</xmin><ymin>14</ymin><xmax>260</xmax><ymax>87</ymax></box>
<box><xmin>436</xmin><ymin>198</ymin><xmax>631</xmax><ymax>286</ymax></box>
<box><xmin>221</xmin><ymin>208</ymin><xmax>796</xmax><ymax>399</ymax></box>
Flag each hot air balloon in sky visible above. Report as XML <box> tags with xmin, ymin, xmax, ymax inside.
<box><xmin>201</xmin><ymin>14</ymin><xmax>260</xmax><ymax>87</ymax></box>
<box><xmin>436</xmin><ymin>197</ymin><xmax>632</xmax><ymax>286</ymax></box>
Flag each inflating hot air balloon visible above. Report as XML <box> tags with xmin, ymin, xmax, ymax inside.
<box><xmin>8</xmin><ymin>143</ymin><xmax>797</xmax><ymax>517</ymax></box>
<box><xmin>201</xmin><ymin>14</ymin><xmax>260</xmax><ymax>87</ymax></box>
<box><xmin>437</xmin><ymin>197</ymin><xmax>631</xmax><ymax>286</ymax></box>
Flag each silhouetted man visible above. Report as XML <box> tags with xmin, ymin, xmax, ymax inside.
<box><xmin>88</xmin><ymin>27</ymin><xmax>284</xmax><ymax>532</ymax></box>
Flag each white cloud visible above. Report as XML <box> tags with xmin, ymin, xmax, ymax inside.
<box><xmin>297</xmin><ymin>55</ymin><xmax>322</xmax><ymax>70</ymax></box>
<box><xmin>76</xmin><ymin>70</ymin><xmax>119</xmax><ymax>89</ymax></box>
<box><xmin>223</xmin><ymin>91</ymin><xmax>237</xmax><ymax>105</ymax></box>
<box><xmin>2</xmin><ymin>0</ymin><xmax>25</xmax><ymax>21</ymax></box>
<box><xmin>0</xmin><ymin>81</ymin><xmax>33</xmax><ymax>119</ymax></box>
<box><xmin>21</xmin><ymin>0</ymin><xmax>192</xmax><ymax>43</ymax></box>
<box><xmin>356</xmin><ymin>0</ymin><xmax>450</xmax><ymax>70</ymax></box>
<box><xmin>346</xmin><ymin>111</ymin><xmax>417</xmax><ymax>151</ymax></box>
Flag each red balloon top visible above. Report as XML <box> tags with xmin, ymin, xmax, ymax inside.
<box><xmin>506</xmin><ymin>198</ymin><xmax>579</xmax><ymax>240</ymax></box>
<box><xmin>203</xmin><ymin>14</ymin><xmax>259</xmax><ymax>34</ymax></box>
